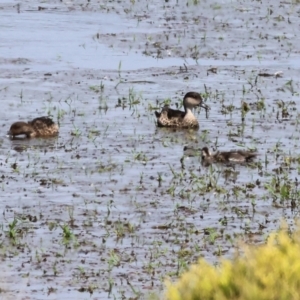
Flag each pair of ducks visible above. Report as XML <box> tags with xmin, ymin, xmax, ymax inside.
<box><xmin>8</xmin><ymin>91</ymin><xmax>204</xmax><ymax>138</ymax></box>
<box><xmin>155</xmin><ymin>91</ymin><xmax>257</xmax><ymax>164</ymax></box>
<box><xmin>8</xmin><ymin>92</ymin><xmax>204</xmax><ymax>138</ymax></box>
<box><xmin>8</xmin><ymin>91</ymin><xmax>257</xmax><ymax>164</ymax></box>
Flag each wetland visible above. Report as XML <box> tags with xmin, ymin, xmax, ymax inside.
<box><xmin>1</xmin><ymin>0</ymin><xmax>300</xmax><ymax>299</ymax></box>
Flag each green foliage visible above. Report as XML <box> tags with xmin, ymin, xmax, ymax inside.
<box><xmin>166</xmin><ymin>224</ymin><xmax>300</xmax><ymax>300</ymax></box>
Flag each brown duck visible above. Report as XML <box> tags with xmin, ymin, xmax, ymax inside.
<box><xmin>8</xmin><ymin>116</ymin><xmax>59</xmax><ymax>138</ymax></box>
<box><xmin>201</xmin><ymin>147</ymin><xmax>258</xmax><ymax>164</ymax></box>
<box><xmin>155</xmin><ymin>92</ymin><xmax>209</xmax><ymax>128</ymax></box>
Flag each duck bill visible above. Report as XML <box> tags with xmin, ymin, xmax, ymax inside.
<box><xmin>199</xmin><ymin>103</ymin><xmax>210</xmax><ymax>119</ymax></box>
<box><xmin>200</xmin><ymin>102</ymin><xmax>210</xmax><ymax>111</ymax></box>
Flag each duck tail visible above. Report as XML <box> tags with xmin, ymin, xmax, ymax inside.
<box><xmin>248</xmin><ymin>152</ymin><xmax>258</xmax><ymax>159</ymax></box>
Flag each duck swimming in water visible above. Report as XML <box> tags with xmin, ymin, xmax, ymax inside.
<box><xmin>201</xmin><ymin>147</ymin><xmax>258</xmax><ymax>165</ymax></box>
<box><xmin>8</xmin><ymin>116</ymin><xmax>59</xmax><ymax>138</ymax></box>
<box><xmin>155</xmin><ymin>92</ymin><xmax>209</xmax><ymax>128</ymax></box>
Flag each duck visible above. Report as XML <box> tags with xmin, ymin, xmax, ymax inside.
<box><xmin>201</xmin><ymin>147</ymin><xmax>258</xmax><ymax>165</ymax></box>
<box><xmin>155</xmin><ymin>92</ymin><xmax>209</xmax><ymax>128</ymax></box>
<box><xmin>8</xmin><ymin>116</ymin><xmax>59</xmax><ymax>138</ymax></box>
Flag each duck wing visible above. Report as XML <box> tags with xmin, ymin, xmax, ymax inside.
<box><xmin>29</xmin><ymin>116</ymin><xmax>56</xmax><ymax>127</ymax></box>
<box><xmin>218</xmin><ymin>150</ymin><xmax>258</xmax><ymax>162</ymax></box>
<box><xmin>29</xmin><ymin>116</ymin><xmax>58</xmax><ymax>136</ymax></box>
<box><xmin>164</xmin><ymin>107</ymin><xmax>185</xmax><ymax>119</ymax></box>
<box><xmin>214</xmin><ymin>151</ymin><xmax>228</xmax><ymax>162</ymax></box>
<box><xmin>236</xmin><ymin>150</ymin><xmax>258</xmax><ymax>161</ymax></box>
<box><xmin>155</xmin><ymin>105</ymin><xmax>185</xmax><ymax>119</ymax></box>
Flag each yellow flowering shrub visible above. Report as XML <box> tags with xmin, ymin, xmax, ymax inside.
<box><xmin>166</xmin><ymin>226</ymin><xmax>300</xmax><ymax>300</ymax></box>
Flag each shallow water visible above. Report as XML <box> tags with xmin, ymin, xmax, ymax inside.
<box><xmin>1</xmin><ymin>0</ymin><xmax>300</xmax><ymax>299</ymax></box>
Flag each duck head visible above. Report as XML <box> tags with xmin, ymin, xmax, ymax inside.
<box><xmin>8</xmin><ymin>122</ymin><xmax>34</xmax><ymax>138</ymax></box>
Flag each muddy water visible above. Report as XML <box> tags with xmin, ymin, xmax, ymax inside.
<box><xmin>1</xmin><ymin>0</ymin><xmax>300</xmax><ymax>299</ymax></box>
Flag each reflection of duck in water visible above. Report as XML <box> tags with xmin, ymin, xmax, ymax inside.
<box><xmin>201</xmin><ymin>147</ymin><xmax>258</xmax><ymax>165</ymax></box>
<box><xmin>10</xmin><ymin>136</ymin><xmax>59</xmax><ymax>153</ymax></box>
<box><xmin>8</xmin><ymin>116</ymin><xmax>59</xmax><ymax>138</ymax></box>
<box><xmin>155</xmin><ymin>92</ymin><xmax>209</xmax><ymax>128</ymax></box>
